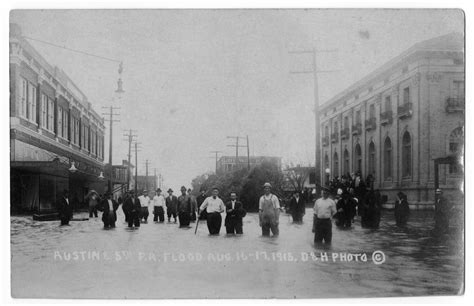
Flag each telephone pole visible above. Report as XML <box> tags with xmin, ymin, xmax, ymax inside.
<box><xmin>123</xmin><ymin>129</ymin><xmax>137</xmax><ymax>191</ymax></box>
<box><xmin>102</xmin><ymin>106</ymin><xmax>120</xmax><ymax>192</ymax></box>
<box><xmin>289</xmin><ymin>47</ymin><xmax>339</xmax><ymax>190</ymax></box>
<box><xmin>246</xmin><ymin>135</ymin><xmax>250</xmax><ymax>170</ymax></box>
<box><xmin>144</xmin><ymin>160</ymin><xmax>151</xmax><ymax>191</ymax></box>
<box><xmin>227</xmin><ymin>136</ymin><xmax>248</xmax><ymax>171</ymax></box>
<box><xmin>209</xmin><ymin>151</ymin><xmax>222</xmax><ymax>174</ymax></box>
<box><xmin>133</xmin><ymin>141</ymin><xmax>142</xmax><ymax>193</ymax></box>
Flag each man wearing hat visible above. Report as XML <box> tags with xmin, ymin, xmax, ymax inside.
<box><xmin>289</xmin><ymin>191</ymin><xmax>305</xmax><ymax>224</ymax></box>
<box><xmin>335</xmin><ymin>189</ymin><xmax>356</xmax><ymax>228</ymax></box>
<box><xmin>313</xmin><ymin>187</ymin><xmax>337</xmax><ymax>244</ymax></box>
<box><xmin>225</xmin><ymin>191</ymin><xmax>246</xmax><ymax>235</ymax></box>
<box><xmin>57</xmin><ymin>189</ymin><xmax>73</xmax><ymax>226</ymax></box>
<box><xmin>138</xmin><ymin>190</ymin><xmax>150</xmax><ymax>223</ymax></box>
<box><xmin>152</xmin><ymin>188</ymin><xmax>166</xmax><ymax>223</ymax></box>
<box><xmin>199</xmin><ymin>187</ymin><xmax>225</xmax><ymax>235</ymax></box>
<box><xmin>166</xmin><ymin>188</ymin><xmax>179</xmax><ymax>223</ymax></box>
<box><xmin>177</xmin><ymin>186</ymin><xmax>193</xmax><ymax>228</ymax></box>
<box><xmin>197</xmin><ymin>189</ymin><xmax>208</xmax><ymax>221</ymax></box>
<box><xmin>434</xmin><ymin>188</ymin><xmax>451</xmax><ymax>234</ymax></box>
<box><xmin>99</xmin><ymin>191</ymin><xmax>119</xmax><ymax>228</ymax></box>
<box><xmin>122</xmin><ymin>190</ymin><xmax>141</xmax><ymax>228</ymax></box>
<box><xmin>259</xmin><ymin>182</ymin><xmax>281</xmax><ymax>237</ymax></box>
<box><xmin>394</xmin><ymin>191</ymin><xmax>410</xmax><ymax>227</ymax></box>
<box><xmin>187</xmin><ymin>188</ymin><xmax>198</xmax><ymax>222</ymax></box>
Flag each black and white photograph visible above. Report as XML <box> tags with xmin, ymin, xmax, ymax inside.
<box><xmin>7</xmin><ymin>7</ymin><xmax>466</xmax><ymax>300</ymax></box>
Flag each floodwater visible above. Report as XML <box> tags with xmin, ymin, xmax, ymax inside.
<box><xmin>11</xmin><ymin>207</ymin><xmax>464</xmax><ymax>299</ymax></box>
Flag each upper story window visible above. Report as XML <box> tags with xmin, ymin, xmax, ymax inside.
<box><xmin>19</xmin><ymin>78</ymin><xmax>37</xmax><ymax>124</ymax></box>
<box><xmin>47</xmin><ymin>97</ymin><xmax>54</xmax><ymax>132</ymax></box>
<box><xmin>344</xmin><ymin>116</ymin><xmax>349</xmax><ymax>130</ymax></box>
<box><xmin>355</xmin><ymin>110</ymin><xmax>361</xmax><ymax>124</ymax></box>
<box><xmin>384</xmin><ymin>96</ymin><xmax>392</xmax><ymax>112</ymax></box>
<box><xmin>403</xmin><ymin>87</ymin><xmax>410</xmax><ymax>104</ymax></box>
<box><xmin>57</xmin><ymin>107</ymin><xmax>63</xmax><ymax>136</ymax></box>
<box><xmin>369</xmin><ymin>104</ymin><xmax>375</xmax><ymax>118</ymax></box>
<box><xmin>452</xmin><ymin>80</ymin><xmax>465</xmax><ymax>101</ymax></box>
<box><xmin>40</xmin><ymin>95</ymin><xmax>47</xmax><ymax>129</ymax></box>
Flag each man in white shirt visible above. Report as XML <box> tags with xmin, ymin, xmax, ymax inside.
<box><xmin>152</xmin><ymin>188</ymin><xmax>166</xmax><ymax>223</ymax></box>
<box><xmin>199</xmin><ymin>187</ymin><xmax>225</xmax><ymax>235</ymax></box>
<box><xmin>138</xmin><ymin>190</ymin><xmax>150</xmax><ymax>223</ymax></box>
<box><xmin>259</xmin><ymin>182</ymin><xmax>281</xmax><ymax>237</ymax></box>
<box><xmin>313</xmin><ymin>187</ymin><xmax>337</xmax><ymax>245</ymax></box>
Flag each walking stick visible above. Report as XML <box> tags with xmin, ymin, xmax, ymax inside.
<box><xmin>194</xmin><ymin>214</ymin><xmax>200</xmax><ymax>234</ymax></box>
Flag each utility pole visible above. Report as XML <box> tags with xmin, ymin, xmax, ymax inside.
<box><xmin>246</xmin><ymin>135</ymin><xmax>250</xmax><ymax>170</ymax></box>
<box><xmin>133</xmin><ymin>141</ymin><xmax>142</xmax><ymax>193</ymax></box>
<box><xmin>209</xmin><ymin>151</ymin><xmax>223</xmax><ymax>174</ymax></box>
<box><xmin>123</xmin><ymin>129</ymin><xmax>137</xmax><ymax>191</ymax></box>
<box><xmin>144</xmin><ymin>160</ymin><xmax>151</xmax><ymax>191</ymax></box>
<box><xmin>227</xmin><ymin>136</ymin><xmax>248</xmax><ymax>171</ymax></box>
<box><xmin>289</xmin><ymin>47</ymin><xmax>339</xmax><ymax>191</ymax></box>
<box><xmin>102</xmin><ymin>106</ymin><xmax>121</xmax><ymax>192</ymax></box>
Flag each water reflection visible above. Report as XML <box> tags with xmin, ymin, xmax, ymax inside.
<box><xmin>11</xmin><ymin>208</ymin><xmax>463</xmax><ymax>298</ymax></box>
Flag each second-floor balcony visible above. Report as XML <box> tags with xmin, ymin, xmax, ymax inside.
<box><xmin>341</xmin><ymin>128</ymin><xmax>350</xmax><ymax>140</ymax></box>
<box><xmin>380</xmin><ymin>111</ymin><xmax>393</xmax><ymax>125</ymax></box>
<box><xmin>365</xmin><ymin>117</ymin><xmax>376</xmax><ymax>131</ymax></box>
<box><xmin>322</xmin><ymin>136</ymin><xmax>329</xmax><ymax>146</ymax></box>
<box><xmin>446</xmin><ymin>97</ymin><xmax>465</xmax><ymax>113</ymax></box>
<box><xmin>351</xmin><ymin>123</ymin><xmax>362</xmax><ymax>135</ymax></box>
<box><xmin>331</xmin><ymin>132</ymin><xmax>339</xmax><ymax>143</ymax></box>
<box><xmin>398</xmin><ymin>102</ymin><xmax>413</xmax><ymax>119</ymax></box>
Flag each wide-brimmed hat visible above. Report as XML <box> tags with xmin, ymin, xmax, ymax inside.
<box><xmin>263</xmin><ymin>182</ymin><xmax>272</xmax><ymax>188</ymax></box>
<box><xmin>167</xmin><ymin>188</ymin><xmax>173</xmax><ymax>193</ymax></box>
<box><xmin>435</xmin><ymin>188</ymin><xmax>443</xmax><ymax>193</ymax></box>
<box><xmin>181</xmin><ymin>186</ymin><xmax>187</xmax><ymax>191</ymax></box>
<box><xmin>156</xmin><ymin>188</ymin><xmax>162</xmax><ymax>192</ymax></box>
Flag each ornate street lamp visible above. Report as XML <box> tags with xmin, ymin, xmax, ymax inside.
<box><xmin>68</xmin><ymin>161</ymin><xmax>78</xmax><ymax>173</ymax></box>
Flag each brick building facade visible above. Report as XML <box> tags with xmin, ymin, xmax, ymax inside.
<box><xmin>10</xmin><ymin>24</ymin><xmax>106</xmax><ymax>213</ymax></box>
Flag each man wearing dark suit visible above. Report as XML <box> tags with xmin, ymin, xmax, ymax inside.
<box><xmin>289</xmin><ymin>191</ymin><xmax>305</xmax><ymax>224</ymax></box>
<box><xmin>122</xmin><ymin>190</ymin><xmax>141</xmax><ymax>228</ymax></box>
<box><xmin>58</xmin><ymin>189</ymin><xmax>73</xmax><ymax>226</ymax></box>
<box><xmin>99</xmin><ymin>192</ymin><xmax>119</xmax><ymax>228</ymax></box>
<box><xmin>197</xmin><ymin>189</ymin><xmax>208</xmax><ymax>220</ymax></box>
<box><xmin>225</xmin><ymin>192</ymin><xmax>245</xmax><ymax>235</ymax></box>
<box><xmin>166</xmin><ymin>189</ymin><xmax>178</xmax><ymax>223</ymax></box>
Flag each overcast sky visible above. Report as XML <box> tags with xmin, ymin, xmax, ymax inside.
<box><xmin>10</xmin><ymin>9</ymin><xmax>463</xmax><ymax>191</ymax></box>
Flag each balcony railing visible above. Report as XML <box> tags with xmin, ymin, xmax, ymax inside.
<box><xmin>322</xmin><ymin>136</ymin><xmax>329</xmax><ymax>146</ymax></box>
<box><xmin>340</xmin><ymin>128</ymin><xmax>350</xmax><ymax>140</ymax></box>
<box><xmin>351</xmin><ymin>123</ymin><xmax>362</xmax><ymax>135</ymax></box>
<box><xmin>398</xmin><ymin>102</ymin><xmax>413</xmax><ymax>119</ymax></box>
<box><xmin>446</xmin><ymin>97</ymin><xmax>465</xmax><ymax>113</ymax></box>
<box><xmin>331</xmin><ymin>132</ymin><xmax>339</xmax><ymax>143</ymax></box>
<box><xmin>380</xmin><ymin>111</ymin><xmax>393</xmax><ymax>125</ymax></box>
<box><xmin>365</xmin><ymin>117</ymin><xmax>376</xmax><ymax>131</ymax></box>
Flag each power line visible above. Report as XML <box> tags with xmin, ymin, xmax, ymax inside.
<box><xmin>209</xmin><ymin>151</ymin><xmax>223</xmax><ymax>174</ymax></box>
<box><xmin>289</xmin><ymin>47</ymin><xmax>339</xmax><ymax>189</ymax></box>
<box><xmin>23</xmin><ymin>35</ymin><xmax>122</xmax><ymax>63</ymax></box>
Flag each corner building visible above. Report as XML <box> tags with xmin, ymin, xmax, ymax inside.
<box><xmin>319</xmin><ymin>33</ymin><xmax>464</xmax><ymax>208</ymax></box>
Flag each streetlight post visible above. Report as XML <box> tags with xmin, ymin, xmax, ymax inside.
<box><xmin>325</xmin><ymin>168</ymin><xmax>331</xmax><ymax>186</ymax></box>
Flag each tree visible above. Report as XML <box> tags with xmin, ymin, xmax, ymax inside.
<box><xmin>284</xmin><ymin>165</ymin><xmax>309</xmax><ymax>193</ymax></box>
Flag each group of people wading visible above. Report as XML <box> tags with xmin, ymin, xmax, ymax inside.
<box><xmin>59</xmin><ymin>177</ymin><xmax>453</xmax><ymax>242</ymax></box>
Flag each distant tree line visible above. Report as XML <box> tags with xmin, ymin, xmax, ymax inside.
<box><xmin>190</xmin><ymin>161</ymin><xmax>286</xmax><ymax>212</ymax></box>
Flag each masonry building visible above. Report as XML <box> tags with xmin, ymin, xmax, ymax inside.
<box><xmin>10</xmin><ymin>24</ymin><xmax>106</xmax><ymax>213</ymax></box>
<box><xmin>319</xmin><ymin>33</ymin><xmax>464</xmax><ymax>207</ymax></box>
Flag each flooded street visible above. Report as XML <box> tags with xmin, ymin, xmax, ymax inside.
<box><xmin>11</xmin><ymin>208</ymin><xmax>463</xmax><ymax>299</ymax></box>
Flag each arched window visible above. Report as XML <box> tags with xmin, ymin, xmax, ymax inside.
<box><xmin>384</xmin><ymin>137</ymin><xmax>392</xmax><ymax>179</ymax></box>
<box><xmin>333</xmin><ymin>121</ymin><xmax>338</xmax><ymax>135</ymax></box>
<box><xmin>354</xmin><ymin>144</ymin><xmax>362</xmax><ymax>173</ymax></box>
<box><xmin>324</xmin><ymin>125</ymin><xmax>329</xmax><ymax>138</ymax></box>
<box><xmin>368</xmin><ymin>141</ymin><xmax>376</xmax><ymax>175</ymax></box>
<box><xmin>343</xmin><ymin>149</ymin><xmax>350</xmax><ymax>175</ymax></box>
<box><xmin>402</xmin><ymin>132</ymin><xmax>412</xmax><ymax>177</ymax></box>
<box><xmin>333</xmin><ymin>152</ymin><xmax>339</xmax><ymax>178</ymax></box>
<box><xmin>449</xmin><ymin>127</ymin><xmax>464</xmax><ymax>174</ymax></box>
